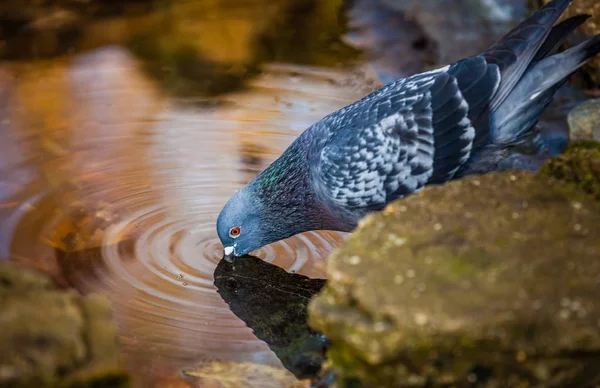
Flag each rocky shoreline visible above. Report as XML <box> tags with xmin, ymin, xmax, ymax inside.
<box><xmin>0</xmin><ymin>264</ymin><xmax>130</xmax><ymax>387</ymax></box>
<box><xmin>308</xmin><ymin>142</ymin><xmax>600</xmax><ymax>387</ymax></box>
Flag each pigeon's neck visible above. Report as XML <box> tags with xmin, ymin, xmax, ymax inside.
<box><xmin>251</xmin><ymin>137</ymin><xmax>341</xmax><ymax>233</ymax></box>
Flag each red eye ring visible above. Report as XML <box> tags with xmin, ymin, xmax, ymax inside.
<box><xmin>229</xmin><ymin>226</ymin><xmax>241</xmax><ymax>238</ymax></box>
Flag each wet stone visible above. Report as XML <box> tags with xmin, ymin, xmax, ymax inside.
<box><xmin>308</xmin><ymin>162</ymin><xmax>600</xmax><ymax>387</ymax></box>
<box><xmin>0</xmin><ymin>264</ymin><xmax>130</xmax><ymax>388</ymax></box>
<box><xmin>568</xmin><ymin>99</ymin><xmax>600</xmax><ymax>141</ymax></box>
<box><xmin>214</xmin><ymin>255</ymin><xmax>329</xmax><ymax>381</ymax></box>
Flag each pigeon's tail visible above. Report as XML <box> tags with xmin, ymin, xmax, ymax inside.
<box><xmin>533</xmin><ymin>14</ymin><xmax>590</xmax><ymax>62</ymax></box>
<box><xmin>493</xmin><ymin>33</ymin><xmax>600</xmax><ymax>144</ymax></box>
<box><xmin>454</xmin><ymin>1</ymin><xmax>599</xmax><ymax>177</ymax></box>
<box><xmin>482</xmin><ymin>0</ymin><xmax>573</xmax><ymax>113</ymax></box>
<box><xmin>462</xmin><ymin>0</ymin><xmax>575</xmax><ymax>154</ymax></box>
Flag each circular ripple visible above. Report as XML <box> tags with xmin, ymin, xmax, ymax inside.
<box><xmin>2</xmin><ymin>51</ymin><xmax>363</xmax><ymax>386</ymax></box>
<box><xmin>98</xmin><ymin>200</ymin><xmax>343</xmax><ymax>377</ymax></box>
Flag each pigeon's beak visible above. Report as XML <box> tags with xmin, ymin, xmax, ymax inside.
<box><xmin>223</xmin><ymin>246</ymin><xmax>234</xmax><ymax>259</ymax></box>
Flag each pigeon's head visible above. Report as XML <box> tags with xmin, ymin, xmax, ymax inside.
<box><xmin>216</xmin><ymin>186</ymin><xmax>267</xmax><ymax>258</ymax></box>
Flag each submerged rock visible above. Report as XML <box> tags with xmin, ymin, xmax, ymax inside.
<box><xmin>0</xmin><ymin>264</ymin><xmax>130</xmax><ymax>388</ymax></box>
<box><xmin>214</xmin><ymin>255</ymin><xmax>329</xmax><ymax>380</ymax></box>
<box><xmin>308</xmin><ymin>159</ymin><xmax>600</xmax><ymax>387</ymax></box>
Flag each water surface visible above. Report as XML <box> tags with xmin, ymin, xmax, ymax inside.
<box><xmin>0</xmin><ymin>1</ymin><xmax>377</xmax><ymax>385</ymax></box>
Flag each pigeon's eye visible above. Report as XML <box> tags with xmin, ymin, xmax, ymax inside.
<box><xmin>229</xmin><ymin>226</ymin><xmax>241</xmax><ymax>238</ymax></box>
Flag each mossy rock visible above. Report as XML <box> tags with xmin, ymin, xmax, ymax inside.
<box><xmin>540</xmin><ymin>140</ymin><xmax>600</xmax><ymax>203</ymax></box>
<box><xmin>309</xmin><ymin>169</ymin><xmax>600</xmax><ymax>387</ymax></box>
<box><xmin>0</xmin><ymin>264</ymin><xmax>130</xmax><ymax>388</ymax></box>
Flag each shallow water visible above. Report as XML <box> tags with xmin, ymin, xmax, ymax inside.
<box><xmin>0</xmin><ymin>1</ymin><xmax>381</xmax><ymax>385</ymax></box>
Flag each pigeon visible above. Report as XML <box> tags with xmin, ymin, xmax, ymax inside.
<box><xmin>217</xmin><ymin>0</ymin><xmax>600</xmax><ymax>257</ymax></box>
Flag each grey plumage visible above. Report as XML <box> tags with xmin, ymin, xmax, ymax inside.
<box><xmin>533</xmin><ymin>14</ymin><xmax>590</xmax><ymax>62</ymax></box>
<box><xmin>217</xmin><ymin>0</ymin><xmax>600</xmax><ymax>257</ymax></box>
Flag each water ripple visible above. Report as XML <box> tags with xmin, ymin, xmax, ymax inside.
<box><xmin>1</xmin><ymin>47</ymin><xmax>364</xmax><ymax>385</ymax></box>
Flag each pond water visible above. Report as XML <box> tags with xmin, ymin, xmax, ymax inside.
<box><xmin>0</xmin><ymin>0</ymin><xmax>380</xmax><ymax>386</ymax></box>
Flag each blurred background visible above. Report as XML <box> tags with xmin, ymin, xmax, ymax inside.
<box><xmin>0</xmin><ymin>0</ymin><xmax>598</xmax><ymax>387</ymax></box>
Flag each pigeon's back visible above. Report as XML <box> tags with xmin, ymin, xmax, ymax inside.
<box><xmin>310</xmin><ymin>0</ymin><xmax>600</xmax><ymax>227</ymax></box>
<box><xmin>311</xmin><ymin>57</ymin><xmax>498</xmax><ymax>222</ymax></box>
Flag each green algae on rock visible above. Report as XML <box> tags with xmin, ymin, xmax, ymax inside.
<box><xmin>308</xmin><ymin>170</ymin><xmax>600</xmax><ymax>387</ymax></box>
<box><xmin>0</xmin><ymin>264</ymin><xmax>130</xmax><ymax>388</ymax></box>
<box><xmin>540</xmin><ymin>140</ymin><xmax>600</xmax><ymax>203</ymax></box>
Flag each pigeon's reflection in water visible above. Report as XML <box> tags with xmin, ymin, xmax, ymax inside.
<box><xmin>214</xmin><ymin>255</ymin><xmax>330</xmax><ymax>382</ymax></box>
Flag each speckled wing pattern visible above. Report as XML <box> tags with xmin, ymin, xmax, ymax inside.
<box><xmin>316</xmin><ymin>56</ymin><xmax>500</xmax><ymax>211</ymax></box>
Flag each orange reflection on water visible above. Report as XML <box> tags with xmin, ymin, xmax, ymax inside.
<box><xmin>0</xmin><ymin>43</ymin><xmax>371</xmax><ymax>386</ymax></box>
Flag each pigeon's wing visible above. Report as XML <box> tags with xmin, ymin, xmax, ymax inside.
<box><xmin>315</xmin><ymin>57</ymin><xmax>500</xmax><ymax>212</ymax></box>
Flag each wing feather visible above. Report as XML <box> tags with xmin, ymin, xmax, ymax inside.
<box><xmin>315</xmin><ymin>58</ymin><xmax>500</xmax><ymax>211</ymax></box>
